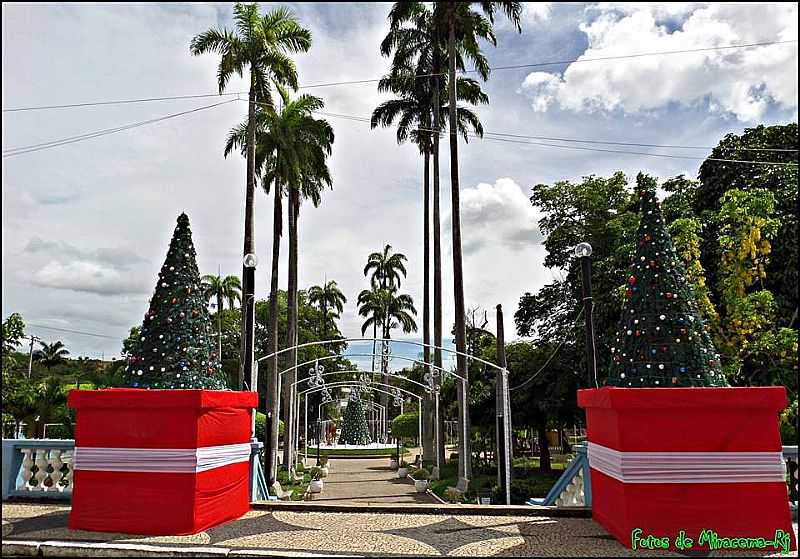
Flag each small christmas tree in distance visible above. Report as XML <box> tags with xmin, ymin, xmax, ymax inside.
<box><xmin>338</xmin><ymin>390</ymin><xmax>372</xmax><ymax>445</ymax></box>
<box><xmin>125</xmin><ymin>213</ymin><xmax>227</xmax><ymax>390</ymax></box>
<box><xmin>607</xmin><ymin>174</ymin><xmax>727</xmax><ymax>388</ymax></box>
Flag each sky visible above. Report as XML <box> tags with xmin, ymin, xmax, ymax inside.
<box><xmin>2</xmin><ymin>2</ymin><xmax>797</xmax><ymax>360</ymax></box>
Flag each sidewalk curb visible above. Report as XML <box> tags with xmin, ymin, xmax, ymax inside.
<box><xmin>1</xmin><ymin>540</ymin><xmax>361</xmax><ymax>558</ymax></box>
<box><xmin>250</xmin><ymin>500</ymin><xmax>591</xmax><ymax>517</ymax></box>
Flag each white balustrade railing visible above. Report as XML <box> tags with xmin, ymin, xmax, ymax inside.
<box><xmin>17</xmin><ymin>447</ymin><xmax>74</xmax><ymax>493</ymax></box>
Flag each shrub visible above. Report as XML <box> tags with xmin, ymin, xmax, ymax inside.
<box><xmin>444</xmin><ymin>487</ymin><xmax>464</xmax><ymax>503</ymax></box>
<box><xmin>309</xmin><ymin>467</ymin><xmax>324</xmax><ymax>481</ymax></box>
<box><xmin>254</xmin><ymin>412</ymin><xmax>284</xmax><ymax>443</ymax></box>
<box><xmin>413</xmin><ymin>468</ymin><xmax>430</xmax><ymax>480</ymax></box>
<box><xmin>391</xmin><ymin>412</ymin><xmax>419</xmax><ymax>440</ymax></box>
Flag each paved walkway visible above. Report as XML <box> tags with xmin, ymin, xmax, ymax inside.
<box><xmin>309</xmin><ymin>456</ymin><xmax>437</xmax><ymax>504</ymax></box>
<box><xmin>3</xmin><ymin>503</ymin><xmax>797</xmax><ymax>557</ymax></box>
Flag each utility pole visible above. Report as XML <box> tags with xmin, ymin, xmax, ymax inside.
<box><xmin>26</xmin><ymin>335</ymin><xmax>40</xmax><ymax>379</ymax></box>
<box><xmin>575</xmin><ymin>242</ymin><xmax>598</xmax><ymax>388</ymax></box>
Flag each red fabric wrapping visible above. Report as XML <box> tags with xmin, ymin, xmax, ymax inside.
<box><xmin>579</xmin><ymin>387</ymin><xmax>796</xmax><ymax>552</ymax></box>
<box><xmin>68</xmin><ymin>389</ymin><xmax>256</xmax><ymax>535</ymax></box>
<box><xmin>69</xmin><ymin>462</ymin><xmax>249</xmax><ymax>535</ymax></box>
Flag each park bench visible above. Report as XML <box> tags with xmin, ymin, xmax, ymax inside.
<box><xmin>270</xmin><ymin>481</ymin><xmax>294</xmax><ymax>501</ymax></box>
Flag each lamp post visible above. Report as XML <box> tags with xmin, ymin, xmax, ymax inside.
<box><xmin>241</xmin><ymin>253</ymin><xmax>257</xmax><ymax>392</ymax></box>
<box><xmin>575</xmin><ymin>242</ymin><xmax>598</xmax><ymax>388</ymax></box>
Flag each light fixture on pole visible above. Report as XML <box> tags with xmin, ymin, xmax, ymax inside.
<box><xmin>242</xmin><ymin>253</ymin><xmax>257</xmax><ymax>393</ymax></box>
<box><xmin>575</xmin><ymin>242</ymin><xmax>598</xmax><ymax>388</ymax></box>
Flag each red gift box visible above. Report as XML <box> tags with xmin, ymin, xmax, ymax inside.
<box><xmin>578</xmin><ymin>387</ymin><xmax>796</xmax><ymax>553</ymax></box>
<box><xmin>68</xmin><ymin>389</ymin><xmax>258</xmax><ymax>535</ymax></box>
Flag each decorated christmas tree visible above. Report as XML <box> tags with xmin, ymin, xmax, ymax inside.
<box><xmin>338</xmin><ymin>390</ymin><xmax>372</xmax><ymax>445</ymax></box>
<box><xmin>607</xmin><ymin>174</ymin><xmax>728</xmax><ymax>388</ymax></box>
<box><xmin>124</xmin><ymin>213</ymin><xmax>227</xmax><ymax>390</ymax></box>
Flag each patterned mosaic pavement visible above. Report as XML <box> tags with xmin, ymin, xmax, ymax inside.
<box><xmin>3</xmin><ymin>503</ymin><xmax>797</xmax><ymax>557</ymax></box>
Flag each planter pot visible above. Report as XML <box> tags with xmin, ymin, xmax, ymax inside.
<box><xmin>67</xmin><ymin>389</ymin><xmax>257</xmax><ymax>536</ymax></box>
<box><xmin>309</xmin><ymin>479</ymin><xmax>323</xmax><ymax>493</ymax></box>
<box><xmin>320</xmin><ymin>466</ymin><xmax>329</xmax><ymax>478</ymax></box>
<box><xmin>397</xmin><ymin>467</ymin><xmax>408</xmax><ymax>479</ymax></box>
<box><xmin>414</xmin><ymin>479</ymin><xmax>428</xmax><ymax>493</ymax></box>
<box><xmin>578</xmin><ymin>387</ymin><xmax>796</xmax><ymax>553</ymax></box>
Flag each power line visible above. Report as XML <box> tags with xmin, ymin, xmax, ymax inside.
<box><xmin>4</xmin><ymin>39</ymin><xmax>796</xmax><ymax>111</ymax></box>
<box><xmin>510</xmin><ymin>308</ymin><xmax>584</xmax><ymax>392</ymax></box>
<box><xmin>26</xmin><ymin>324</ymin><xmax>121</xmax><ymax>340</ymax></box>
<box><xmin>312</xmin><ymin>109</ymin><xmax>799</xmax><ymax>166</ymax></box>
<box><xmin>479</xmin><ymin>39</ymin><xmax>798</xmax><ymax>72</ymax></box>
<box><xmin>3</xmin><ymin>99</ymin><xmax>237</xmax><ymax>158</ymax></box>
<box><xmin>2</xmin><ymin>91</ymin><xmax>246</xmax><ymax>113</ymax></box>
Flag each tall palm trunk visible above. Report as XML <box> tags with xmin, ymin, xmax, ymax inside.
<box><xmin>283</xmin><ymin>188</ymin><xmax>300</xmax><ymax>468</ymax></box>
<box><xmin>240</xmin><ymin>78</ymin><xmax>258</xmax><ymax>392</ymax></box>
<box><xmin>432</xmin><ymin>68</ymin><xmax>445</xmax><ymax>468</ymax></box>
<box><xmin>448</xmin><ymin>19</ymin><xmax>471</xmax><ymax>482</ymax></box>
<box><xmin>217</xmin><ymin>293</ymin><xmax>224</xmax><ymax>361</ymax></box>
<box><xmin>266</xmin><ymin>159</ymin><xmax>282</xmax><ymax>484</ymax></box>
<box><xmin>422</xmin><ymin>147</ymin><xmax>434</xmax><ymax>464</ymax></box>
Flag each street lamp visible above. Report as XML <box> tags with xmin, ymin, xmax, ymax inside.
<box><xmin>241</xmin><ymin>253</ymin><xmax>257</xmax><ymax>392</ymax></box>
<box><xmin>575</xmin><ymin>242</ymin><xmax>598</xmax><ymax>387</ymax></box>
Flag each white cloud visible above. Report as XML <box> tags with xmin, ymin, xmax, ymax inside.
<box><xmin>520</xmin><ymin>3</ymin><xmax>798</xmax><ymax>121</ymax></box>
<box><xmin>458</xmin><ymin>178</ymin><xmax>543</xmax><ymax>255</ymax></box>
<box><xmin>523</xmin><ymin>3</ymin><xmax>552</xmax><ymax>24</ymax></box>
<box><xmin>25</xmin><ymin>237</ymin><xmax>150</xmax><ymax>295</ymax></box>
<box><xmin>33</xmin><ymin>261</ymin><xmax>148</xmax><ymax>295</ymax></box>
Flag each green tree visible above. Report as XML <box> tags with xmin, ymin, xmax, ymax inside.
<box><xmin>125</xmin><ymin>213</ymin><xmax>226</xmax><ymax>390</ymax></box>
<box><xmin>32</xmin><ymin>340</ymin><xmax>70</xmax><ymax>370</ymax></box>
<box><xmin>201</xmin><ymin>273</ymin><xmax>242</xmax><ymax>359</ymax></box>
<box><xmin>308</xmin><ymin>280</ymin><xmax>347</xmax><ymax>338</ymax></box>
<box><xmin>191</xmin><ymin>2</ymin><xmax>312</xmax><ymax>390</ymax></box>
<box><xmin>607</xmin><ymin>174</ymin><xmax>727</xmax><ymax>387</ymax></box>
<box><xmin>714</xmin><ymin>189</ymin><xmax>796</xmax><ymax>390</ymax></box>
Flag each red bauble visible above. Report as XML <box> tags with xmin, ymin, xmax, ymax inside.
<box><xmin>625</xmin><ymin>288</ymin><xmax>633</xmax><ymax>298</ymax></box>
<box><xmin>628</xmin><ymin>275</ymin><xmax>637</xmax><ymax>286</ymax></box>
<box><xmin>171</xmin><ymin>298</ymin><xmax>177</xmax><ymax>304</ymax></box>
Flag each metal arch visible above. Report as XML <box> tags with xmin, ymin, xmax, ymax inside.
<box><xmin>278</xmin><ymin>352</ymin><xmax>453</xmax><ymax>379</ymax></box>
<box><xmin>291</xmin><ymin>368</ymin><xmax>431</xmax><ymax>393</ymax></box>
<box><xmin>256</xmin><ymin>337</ymin><xmax>507</xmax><ymax>375</ymax></box>
<box><xmin>299</xmin><ymin>380</ymin><xmax>423</xmax><ymax>400</ymax></box>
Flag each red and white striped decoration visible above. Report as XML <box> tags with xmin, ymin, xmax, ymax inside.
<box><xmin>74</xmin><ymin>443</ymin><xmax>251</xmax><ymax>474</ymax></box>
<box><xmin>588</xmin><ymin>442</ymin><xmax>786</xmax><ymax>484</ymax></box>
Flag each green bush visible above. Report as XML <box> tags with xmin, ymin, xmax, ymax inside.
<box><xmin>254</xmin><ymin>412</ymin><xmax>284</xmax><ymax>443</ymax></box>
<box><xmin>412</xmin><ymin>467</ymin><xmax>430</xmax><ymax>480</ymax></box>
<box><xmin>780</xmin><ymin>399</ymin><xmax>797</xmax><ymax>444</ymax></box>
<box><xmin>309</xmin><ymin>467</ymin><xmax>324</xmax><ymax>481</ymax></box>
<box><xmin>391</xmin><ymin>412</ymin><xmax>419</xmax><ymax>440</ymax></box>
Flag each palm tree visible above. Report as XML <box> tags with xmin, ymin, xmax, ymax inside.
<box><xmin>308</xmin><ymin>280</ymin><xmax>347</xmax><ymax>338</ymax></box>
<box><xmin>201</xmin><ymin>274</ymin><xmax>242</xmax><ymax>359</ymax></box>
<box><xmin>382</xmin><ymin>1</ymin><xmax>501</xmax><ymax>474</ymax></box>
<box><xmin>358</xmin><ymin>286</ymin><xmax>417</xmax><ymax>416</ymax></box>
<box><xmin>32</xmin><ymin>340</ymin><xmax>70</xmax><ymax>370</ymax></box>
<box><xmin>363</xmin><ymin>244</ymin><xmax>408</xmax><ymax>372</ymax></box>
<box><xmin>226</xmin><ymin>87</ymin><xmax>333</xmax><ymax>475</ymax></box>
<box><xmin>191</xmin><ymin>2</ymin><xmax>312</xmax><ymax>390</ymax></box>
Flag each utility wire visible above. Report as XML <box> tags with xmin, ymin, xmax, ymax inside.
<box><xmin>4</xmin><ymin>39</ymin><xmax>796</xmax><ymax>111</ymax></box>
<box><xmin>2</xmin><ymin>91</ymin><xmax>245</xmax><ymax>113</ymax></box>
<box><xmin>510</xmin><ymin>307</ymin><xmax>584</xmax><ymax>392</ymax></box>
<box><xmin>311</xmin><ymin>109</ymin><xmax>800</xmax><ymax>166</ymax></box>
<box><xmin>3</xmin><ymin>99</ymin><xmax>237</xmax><ymax>158</ymax></box>
<box><xmin>26</xmin><ymin>324</ymin><xmax>121</xmax><ymax>340</ymax></box>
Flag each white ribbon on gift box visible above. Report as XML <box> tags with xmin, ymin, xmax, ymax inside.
<box><xmin>74</xmin><ymin>443</ymin><xmax>252</xmax><ymax>473</ymax></box>
<box><xmin>587</xmin><ymin>442</ymin><xmax>786</xmax><ymax>484</ymax></box>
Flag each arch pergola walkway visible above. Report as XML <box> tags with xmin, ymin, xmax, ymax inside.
<box><xmin>255</xmin><ymin>335</ymin><xmax>512</xmax><ymax>504</ymax></box>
